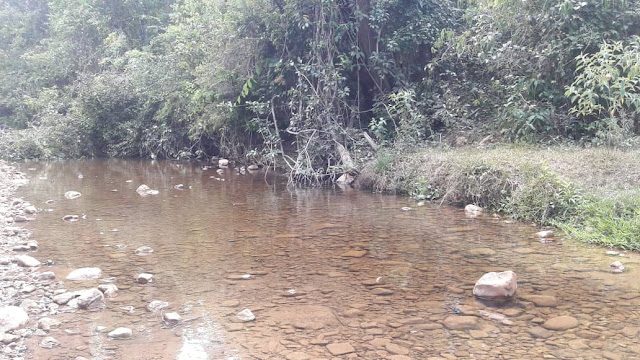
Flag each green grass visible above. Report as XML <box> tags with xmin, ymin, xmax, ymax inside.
<box><xmin>359</xmin><ymin>145</ymin><xmax>640</xmax><ymax>251</ymax></box>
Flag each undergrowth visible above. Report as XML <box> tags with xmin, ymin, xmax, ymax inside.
<box><xmin>360</xmin><ymin>146</ymin><xmax>640</xmax><ymax>251</ymax></box>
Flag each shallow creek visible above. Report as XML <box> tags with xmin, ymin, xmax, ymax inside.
<box><xmin>16</xmin><ymin>159</ymin><xmax>640</xmax><ymax>359</ymax></box>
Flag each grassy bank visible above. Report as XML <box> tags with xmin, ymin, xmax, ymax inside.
<box><xmin>359</xmin><ymin>146</ymin><xmax>640</xmax><ymax>251</ymax></box>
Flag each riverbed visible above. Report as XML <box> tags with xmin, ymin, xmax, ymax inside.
<box><xmin>12</xmin><ymin>159</ymin><xmax>640</xmax><ymax>359</ymax></box>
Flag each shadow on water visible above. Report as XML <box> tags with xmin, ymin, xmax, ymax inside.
<box><xmin>16</xmin><ymin>159</ymin><xmax>640</xmax><ymax>359</ymax></box>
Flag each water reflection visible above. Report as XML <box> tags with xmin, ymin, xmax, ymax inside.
<box><xmin>17</xmin><ymin>159</ymin><xmax>640</xmax><ymax>359</ymax></box>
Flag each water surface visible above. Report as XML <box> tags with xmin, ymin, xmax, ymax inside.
<box><xmin>17</xmin><ymin>160</ymin><xmax>640</xmax><ymax>359</ymax></box>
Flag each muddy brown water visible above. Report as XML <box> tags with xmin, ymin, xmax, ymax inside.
<box><xmin>15</xmin><ymin>160</ymin><xmax>640</xmax><ymax>359</ymax></box>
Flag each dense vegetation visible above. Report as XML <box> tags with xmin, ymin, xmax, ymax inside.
<box><xmin>1</xmin><ymin>0</ymin><xmax>640</xmax><ymax>178</ymax></box>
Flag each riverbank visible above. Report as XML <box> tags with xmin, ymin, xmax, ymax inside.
<box><xmin>359</xmin><ymin>146</ymin><xmax>640</xmax><ymax>250</ymax></box>
<box><xmin>0</xmin><ymin>161</ymin><xmax>62</xmax><ymax>358</ymax></box>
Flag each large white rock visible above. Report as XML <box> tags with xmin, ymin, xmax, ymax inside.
<box><xmin>473</xmin><ymin>270</ymin><xmax>517</xmax><ymax>299</ymax></box>
<box><xmin>0</xmin><ymin>306</ymin><xmax>29</xmax><ymax>332</ymax></box>
<box><xmin>218</xmin><ymin>159</ymin><xmax>229</xmax><ymax>167</ymax></box>
<box><xmin>66</xmin><ymin>267</ymin><xmax>102</xmax><ymax>280</ymax></box>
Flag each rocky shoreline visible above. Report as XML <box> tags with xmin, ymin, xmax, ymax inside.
<box><xmin>0</xmin><ymin>161</ymin><xmax>61</xmax><ymax>359</ymax></box>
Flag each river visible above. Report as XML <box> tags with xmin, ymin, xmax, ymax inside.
<box><xmin>16</xmin><ymin>159</ymin><xmax>640</xmax><ymax>359</ymax></box>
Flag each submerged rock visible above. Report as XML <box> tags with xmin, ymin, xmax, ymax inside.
<box><xmin>74</xmin><ymin>288</ymin><xmax>105</xmax><ymax>309</ymax></box>
<box><xmin>66</xmin><ymin>267</ymin><xmax>102</xmax><ymax>280</ymax></box>
<box><xmin>136</xmin><ymin>184</ymin><xmax>159</xmax><ymax>196</ymax></box>
<box><xmin>610</xmin><ymin>261</ymin><xmax>625</xmax><ymax>273</ymax></box>
<box><xmin>134</xmin><ymin>246</ymin><xmax>154</xmax><ymax>255</ymax></box>
<box><xmin>247</xmin><ymin>164</ymin><xmax>259</xmax><ymax>171</ymax></box>
<box><xmin>0</xmin><ymin>306</ymin><xmax>29</xmax><ymax>332</ymax></box>
<box><xmin>147</xmin><ymin>300</ymin><xmax>169</xmax><ymax>312</ymax></box>
<box><xmin>443</xmin><ymin>316</ymin><xmax>480</xmax><ymax>330</ymax></box>
<box><xmin>62</xmin><ymin>215</ymin><xmax>79</xmax><ymax>222</ymax></box>
<box><xmin>535</xmin><ymin>230</ymin><xmax>554</xmax><ymax>238</ymax></box>
<box><xmin>64</xmin><ymin>191</ymin><xmax>82</xmax><ymax>200</ymax></box>
<box><xmin>97</xmin><ymin>284</ymin><xmax>118</xmax><ymax>298</ymax></box>
<box><xmin>542</xmin><ymin>316</ymin><xmax>579</xmax><ymax>331</ymax></box>
<box><xmin>137</xmin><ymin>273</ymin><xmax>154</xmax><ymax>284</ymax></box>
<box><xmin>108</xmin><ymin>327</ymin><xmax>133</xmax><ymax>339</ymax></box>
<box><xmin>163</xmin><ymin>312</ymin><xmax>182</xmax><ymax>325</ymax></box>
<box><xmin>473</xmin><ymin>270</ymin><xmax>517</xmax><ymax>300</ymax></box>
<box><xmin>236</xmin><ymin>308</ymin><xmax>255</xmax><ymax>322</ymax></box>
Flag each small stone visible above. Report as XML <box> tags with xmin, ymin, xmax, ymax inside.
<box><xmin>38</xmin><ymin>317</ymin><xmax>61</xmax><ymax>331</ymax></box>
<box><xmin>62</xmin><ymin>215</ymin><xmax>79</xmax><ymax>221</ymax></box>
<box><xmin>108</xmin><ymin>327</ymin><xmax>133</xmax><ymax>339</ymax></box>
<box><xmin>326</xmin><ymin>342</ymin><xmax>355</xmax><ymax>356</ymax></box>
<box><xmin>218</xmin><ymin>159</ymin><xmax>229</xmax><ymax>167</ymax></box>
<box><xmin>236</xmin><ymin>309</ymin><xmax>255</xmax><ymax>322</ymax></box>
<box><xmin>97</xmin><ymin>284</ymin><xmax>118</xmax><ymax>298</ymax></box>
<box><xmin>64</xmin><ymin>191</ymin><xmax>82</xmax><ymax>200</ymax></box>
<box><xmin>137</xmin><ymin>273</ymin><xmax>154</xmax><ymax>284</ymax></box>
<box><xmin>2</xmin><ymin>333</ymin><xmax>20</xmax><ymax>344</ymax></box>
<box><xmin>147</xmin><ymin>300</ymin><xmax>169</xmax><ymax>312</ymax></box>
<box><xmin>15</xmin><ymin>255</ymin><xmax>41</xmax><ymax>267</ymax></box>
<box><xmin>542</xmin><ymin>316</ymin><xmax>579</xmax><ymax>331</ymax></box>
<box><xmin>247</xmin><ymin>164</ymin><xmax>259</xmax><ymax>171</ymax></box>
<box><xmin>39</xmin><ymin>336</ymin><xmax>60</xmax><ymax>349</ymax></box>
<box><xmin>53</xmin><ymin>292</ymin><xmax>76</xmax><ymax>305</ymax></box>
<box><xmin>66</xmin><ymin>267</ymin><xmax>102</xmax><ymax>280</ymax></box>
<box><xmin>38</xmin><ymin>271</ymin><xmax>55</xmax><ymax>281</ymax></box>
<box><xmin>134</xmin><ymin>246</ymin><xmax>154</xmax><ymax>255</ymax></box>
<box><xmin>163</xmin><ymin>313</ymin><xmax>181</xmax><ymax>325</ymax></box>
<box><xmin>75</xmin><ymin>288</ymin><xmax>104</xmax><ymax>309</ymax></box>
